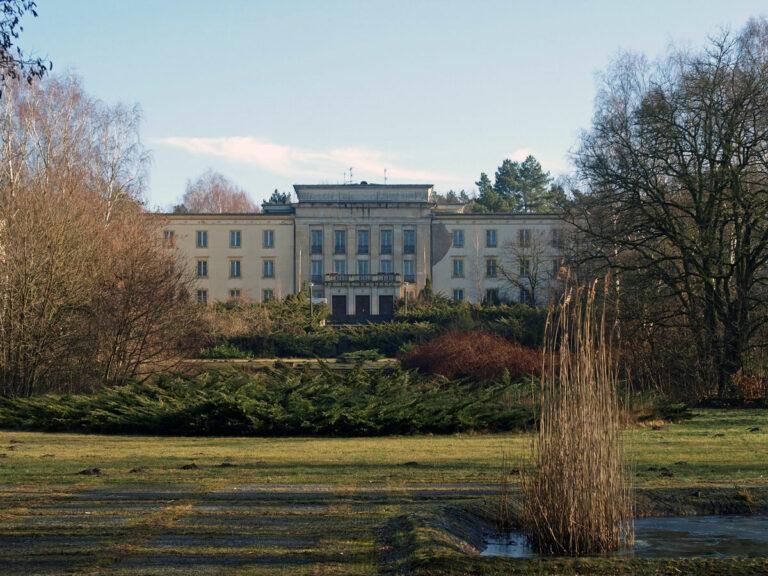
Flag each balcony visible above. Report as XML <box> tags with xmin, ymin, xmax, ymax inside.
<box><xmin>380</xmin><ymin>244</ymin><xmax>393</xmax><ymax>255</ymax></box>
<box><xmin>324</xmin><ymin>273</ymin><xmax>401</xmax><ymax>288</ymax></box>
<box><xmin>310</xmin><ymin>244</ymin><xmax>323</xmax><ymax>255</ymax></box>
<box><xmin>403</xmin><ymin>244</ymin><xmax>416</xmax><ymax>255</ymax></box>
<box><xmin>357</xmin><ymin>244</ymin><xmax>369</xmax><ymax>255</ymax></box>
<box><xmin>334</xmin><ymin>244</ymin><xmax>346</xmax><ymax>255</ymax></box>
<box><xmin>311</xmin><ymin>274</ymin><xmax>324</xmax><ymax>284</ymax></box>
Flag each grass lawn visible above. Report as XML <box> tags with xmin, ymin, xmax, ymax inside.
<box><xmin>0</xmin><ymin>409</ymin><xmax>766</xmax><ymax>575</ymax></box>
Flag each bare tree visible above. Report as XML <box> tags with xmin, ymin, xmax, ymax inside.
<box><xmin>0</xmin><ymin>74</ymin><xmax>192</xmax><ymax>396</ymax></box>
<box><xmin>570</xmin><ymin>18</ymin><xmax>768</xmax><ymax>396</ymax></box>
<box><xmin>177</xmin><ymin>169</ymin><xmax>257</xmax><ymax>213</ymax></box>
<box><xmin>498</xmin><ymin>229</ymin><xmax>558</xmax><ymax>306</ymax></box>
<box><xmin>0</xmin><ymin>1</ymin><xmax>50</xmax><ymax>97</ymax></box>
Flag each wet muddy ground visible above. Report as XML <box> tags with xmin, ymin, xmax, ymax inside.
<box><xmin>0</xmin><ymin>481</ymin><xmax>501</xmax><ymax>575</ymax></box>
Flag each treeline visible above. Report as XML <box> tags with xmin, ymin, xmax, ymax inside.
<box><xmin>0</xmin><ymin>75</ymin><xmax>192</xmax><ymax>397</ymax></box>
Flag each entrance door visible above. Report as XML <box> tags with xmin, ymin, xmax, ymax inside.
<box><xmin>355</xmin><ymin>295</ymin><xmax>371</xmax><ymax>317</ymax></box>
<box><xmin>379</xmin><ymin>295</ymin><xmax>394</xmax><ymax>318</ymax></box>
<box><xmin>332</xmin><ymin>295</ymin><xmax>347</xmax><ymax>318</ymax></box>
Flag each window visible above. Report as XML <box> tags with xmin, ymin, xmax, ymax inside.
<box><xmin>520</xmin><ymin>287</ymin><xmax>533</xmax><ymax>305</ymax></box>
<box><xmin>380</xmin><ymin>259</ymin><xmax>393</xmax><ymax>275</ymax></box>
<box><xmin>551</xmin><ymin>228</ymin><xmax>563</xmax><ymax>249</ymax></box>
<box><xmin>311</xmin><ymin>259</ymin><xmax>323</xmax><ymax>284</ymax></box>
<box><xmin>333</xmin><ymin>259</ymin><xmax>347</xmax><ymax>275</ymax></box>
<box><xmin>196</xmin><ymin>230</ymin><xmax>208</xmax><ymax>248</ymax></box>
<box><xmin>263</xmin><ymin>259</ymin><xmax>275</xmax><ymax>278</ymax></box>
<box><xmin>453</xmin><ymin>288</ymin><xmax>464</xmax><ymax>302</ymax></box>
<box><xmin>334</xmin><ymin>229</ymin><xmax>346</xmax><ymax>254</ymax></box>
<box><xmin>486</xmin><ymin>257</ymin><xmax>498</xmax><ymax>278</ymax></box>
<box><xmin>196</xmin><ymin>259</ymin><xmax>208</xmax><ymax>278</ymax></box>
<box><xmin>230</xmin><ymin>230</ymin><xmax>242</xmax><ymax>248</ymax></box>
<box><xmin>452</xmin><ymin>229</ymin><xmax>464</xmax><ymax>248</ymax></box>
<box><xmin>311</xmin><ymin>229</ymin><xmax>323</xmax><ymax>254</ymax></box>
<box><xmin>229</xmin><ymin>289</ymin><xmax>241</xmax><ymax>300</ymax></box>
<box><xmin>519</xmin><ymin>257</ymin><xmax>531</xmax><ymax>278</ymax></box>
<box><xmin>163</xmin><ymin>230</ymin><xmax>175</xmax><ymax>246</ymax></box>
<box><xmin>196</xmin><ymin>289</ymin><xmax>208</xmax><ymax>303</ymax></box>
<box><xmin>357</xmin><ymin>259</ymin><xmax>370</xmax><ymax>276</ymax></box>
<box><xmin>486</xmin><ymin>229</ymin><xmax>497</xmax><ymax>248</ymax></box>
<box><xmin>263</xmin><ymin>289</ymin><xmax>274</xmax><ymax>302</ymax></box>
<box><xmin>380</xmin><ymin>229</ymin><xmax>393</xmax><ymax>254</ymax></box>
<box><xmin>519</xmin><ymin>228</ymin><xmax>531</xmax><ymax>247</ymax></box>
<box><xmin>403</xmin><ymin>259</ymin><xmax>415</xmax><ymax>282</ymax></box>
<box><xmin>485</xmin><ymin>288</ymin><xmax>500</xmax><ymax>305</ymax></box>
<box><xmin>452</xmin><ymin>257</ymin><xmax>464</xmax><ymax>278</ymax></box>
<box><xmin>263</xmin><ymin>229</ymin><xmax>274</xmax><ymax>249</ymax></box>
<box><xmin>403</xmin><ymin>229</ymin><xmax>416</xmax><ymax>254</ymax></box>
<box><xmin>229</xmin><ymin>259</ymin><xmax>241</xmax><ymax>278</ymax></box>
<box><xmin>357</xmin><ymin>229</ymin><xmax>369</xmax><ymax>254</ymax></box>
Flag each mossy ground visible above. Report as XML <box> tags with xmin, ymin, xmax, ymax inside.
<box><xmin>0</xmin><ymin>409</ymin><xmax>766</xmax><ymax>575</ymax></box>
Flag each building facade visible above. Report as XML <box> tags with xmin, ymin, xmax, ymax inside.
<box><xmin>163</xmin><ymin>183</ymin><xmax>564</xmax><ymax>317</ymax></box>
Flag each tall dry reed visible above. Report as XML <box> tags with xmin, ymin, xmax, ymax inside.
<box><xmin>520</xmin><ymin>277</ymin><xmax>633</xmax><ymax>555</ymax></box>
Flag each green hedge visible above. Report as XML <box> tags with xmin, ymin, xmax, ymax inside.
<box><xmin>0</xmin><ymin>366</ymin><xmax>535</xmax><ymax>436</ymax></box>
<box><xmin>229</xmin><ymin>322</ymin><xmax>439</xmax><ymax>358</ymax></box>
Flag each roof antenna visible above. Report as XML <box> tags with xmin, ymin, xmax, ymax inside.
<box><xmin>384</xmin><ymin>168</ymin><xmax>387</xmax><ymax>184</ymax></box>
<box><xmin>349</xmin><ymin>166</ymin><xmax>354</xmax><ymax>184</ymax></box>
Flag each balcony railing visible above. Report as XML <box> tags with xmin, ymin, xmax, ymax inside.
<box><xmin>311</xmin><ymin>274</ymin><xmax>324</xmax><ymax>284</ymax></box>
<box><xmin>310</xmin><ymin>244</ymin><xmax>323</xmax><ymax>255</ymax></box>
<box><xmin>334</xmin><ymin>244</ymin><xmax>346</xmax><ymax>255</ymax></box>
<box><xmin>380</xmin><ymin>244</ymin><xmax>393</xmax><ymax>255</ymax></box>
<box><xmin>324</xmin><ymin>272</ymin><xmax>401</xmax><ymax>287</ymax></box>
<box><xmin>357</xmin><ymin>244</ymin><xmax>369</xmax><ymax>255</ymax></box>
<box><xmin>403</xmin><ymin>244</ymin><xmax>415</xmax><ymax>254</ymax></box>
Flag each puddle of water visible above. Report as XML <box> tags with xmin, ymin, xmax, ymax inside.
<box><xmin>482</xmin><ymin>515</ymin><xmax>768</xmax><ymax>558</ymax></box>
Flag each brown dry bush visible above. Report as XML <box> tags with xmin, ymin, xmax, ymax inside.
<box><xmin>401</xmin><ymin>331</ymin><xmax>541</xmax><ymax>381</ymax></box>
<box><xmin>0</xmin><ymin>75</ymin><xmax>193</xmax><ymax>396</ymax></box>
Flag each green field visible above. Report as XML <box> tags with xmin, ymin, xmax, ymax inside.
<box><xmin>1</xmin><ymin>409</ymin><xmax>766</xmax><ymax>575</ymax></box>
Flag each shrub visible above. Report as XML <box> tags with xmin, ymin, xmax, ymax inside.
<box><xmin>0</xmin><ymin>366</ymin><xmax>535</xmax><ymax>436</ymax></box>
<box><xmin>337</xmin><ymin>349</ymin><xmax>384</xmax><ymax>363</ymax></box>
<box><xmin>401</xmin><ymin>331</ymin><xmax>541</xmax><ymax>381</ymax></box>
<box><xmin>199</xmin><ymin>343</ymin><xmax>253</xmax><ymax>360</ymax></box>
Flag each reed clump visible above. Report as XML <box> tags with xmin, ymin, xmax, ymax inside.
<box><xmin>520</xmin><ymin>278</ymin><xmax>633</xmax><ymax>555</ymax></box>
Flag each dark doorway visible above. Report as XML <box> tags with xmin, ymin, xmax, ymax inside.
<box><xmin>379</xmin><ymin>295</ymin><xmax>394</xmax><ymax>318</ymax></box>
<box><xmin>355</xmin><ymin>295</ymin><xmax>371</xmax><ymax>317</ymax></box>
<box><xmin>332</xmin><ymin>295</ymin><xmax>347</xmax><ymax>317</ymax></box>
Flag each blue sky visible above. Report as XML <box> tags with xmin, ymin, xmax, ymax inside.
<box><xmin>21</xmin><ymin>0</ymin><xmax>767</xmax><ymax>208</ymax></box>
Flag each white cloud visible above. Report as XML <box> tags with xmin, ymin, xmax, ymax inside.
<box><xmin>507</xmin><ymin>147</ymin><xmax>536</xmax><ymax>162</ymax></box>
<box><xmin>155</xmin><ymin>136</ymin><xmax>461</xmax><ymax>186</ymax></box>
<box><xmin>505</xmin><ymin>147</ymin><xmax>571</xmax><ymax>174</ymax></box>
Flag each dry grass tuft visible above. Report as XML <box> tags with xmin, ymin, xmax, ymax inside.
<box><xmin>520</xmin><ymin>277</ymin><xmax>633</xmax><ymax>555</ymax></box>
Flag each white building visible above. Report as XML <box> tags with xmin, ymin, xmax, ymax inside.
<box><xmin>162</xmin><ymin>183</ymin><xmax>564</xmax><ymax>318</ymax></box>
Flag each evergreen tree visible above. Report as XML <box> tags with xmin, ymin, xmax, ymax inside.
<box><xmin>493</xmin><ymin>159</ymin><xmax>522</xmax><ymax>209</ymax></box>
<box><xmin>516</xmin><ymin>155</ymin><xmax>551</xmax><ymax>212</ymax></box>
<box><xmin>474</xmin><ymin>172</ymin><xmax>505</xmax><ymax>212</ymax></box>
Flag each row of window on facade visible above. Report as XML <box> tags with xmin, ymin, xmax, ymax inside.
<box><xmin>451</xmin><ymin>287</ymin><xmax>534</xmax><ymax>305</ymax></box>
<box><xmin>196</xmin><ymin>259</ymin><xmax>275</xmax><ymax>279</ymax></box>
<box><xmin>450</xmin><ymin>256</ymin><xmax>562</xmax><ymax>279</ymax></box>
<box><xmin>451</xmin><ymin>227</ymin><xmax>563</xmax><ymax>249</ymax></box>
<box><xmin>196</xmin><ymin>288</ymin><xmax>274</xmax><ymax>304</ymax></box>
<box><xmin>162</xmin><ymin>229</ymin><xmax>276</xmax><ymax>249</ymax></box>
<box><xmin>309</xmin><ymin>228</ymin><xmax>415</xmax><ymax>255</ymax></box>
<box><xmin>309</xmin><ymin>258</ymin><xmax>415</xmax><ymax>283</ymax></box>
